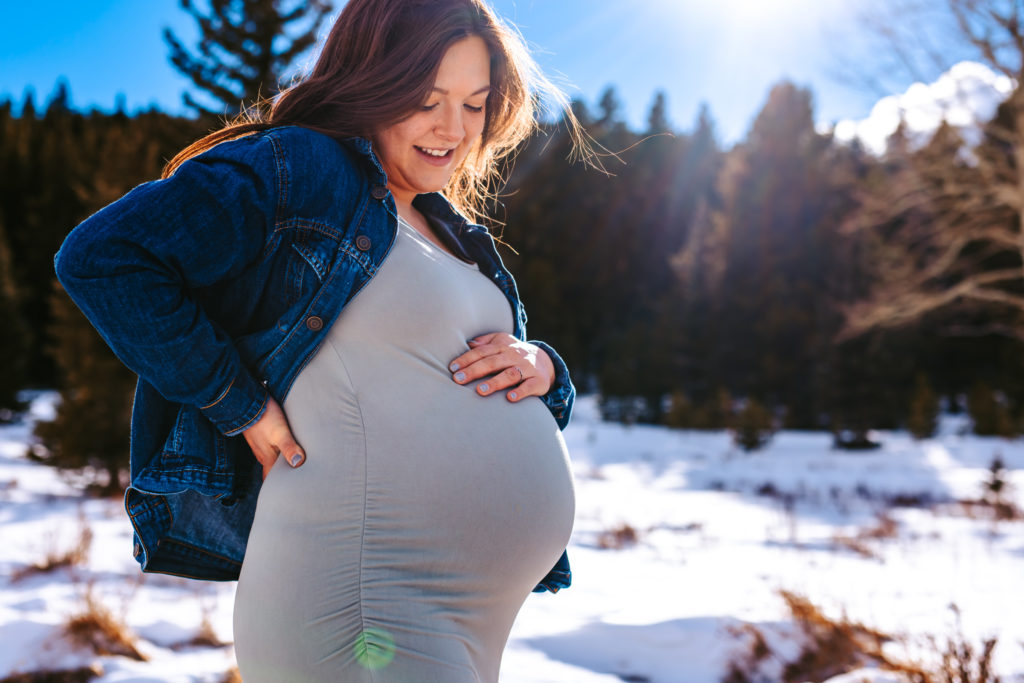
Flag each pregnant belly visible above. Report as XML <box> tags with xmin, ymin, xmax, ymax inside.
<box><xmin>357</xmin><ymin>370</ymin><xmax>576</xmax><ymax>583</ymax></box>
<box><xmin>273</xmin><ymin>352</ymin><xmax>576</xmax><ymax>594</ymax></box>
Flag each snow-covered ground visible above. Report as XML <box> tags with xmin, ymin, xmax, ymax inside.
<box><xmin>2</xmin><ymin>391</ymin><xmax>1022</xmax><ymax>682</ymax></box>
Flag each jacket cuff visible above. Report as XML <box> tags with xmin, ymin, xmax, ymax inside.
<box><xmin>532</xmin><ymin>549</ymin><xmax>572</xmax><ymax>593</ymax></box>
<box><xmin>198</xmin><ymin>366</ymin><xmax>269</xmax><ymax>436</ymax></box>
<box><xmin>530</xmin><ymin>339</ymin><xmax>574</xmax><ymax>430</ymax></box>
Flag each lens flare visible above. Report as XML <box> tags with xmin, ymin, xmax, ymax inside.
<box><xmin>354</xmin><ymin>627</ymin><xmax>397</xmax><ymax>670</ymax></box>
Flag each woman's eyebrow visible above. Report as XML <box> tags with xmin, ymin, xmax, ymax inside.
<box><xmin>431</xmin><ymin>85</ymin><xmax>491</xmax><ymax>96</ymax></box>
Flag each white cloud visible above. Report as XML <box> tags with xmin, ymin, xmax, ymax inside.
<box><xmin>830</xmin><ymin>61</ymin><xmax>1015</xmax><ymax>155</ymax></box>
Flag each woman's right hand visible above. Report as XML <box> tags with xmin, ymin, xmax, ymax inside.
<box><xmin>241</xmin><ymin>396</ymin><xmax>306</xmax><ymax>481</ymax></box>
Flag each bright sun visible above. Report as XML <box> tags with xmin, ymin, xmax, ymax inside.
<box><xmin>668</xmin><ymin>0</ymin><xmax>841</xmax><ymax>31</ymax></box>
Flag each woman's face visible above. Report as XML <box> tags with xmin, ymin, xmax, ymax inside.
<box><xmin>374</xmin><ymin>35</ymin><xmax>491</xmax><ymax>208</ymax></box>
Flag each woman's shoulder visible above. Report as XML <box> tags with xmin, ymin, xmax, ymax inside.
<box><xmin>192</xmin><ymin>126</ymin><xmax>361</xmax><ymax>179</ymax></box>
<box><xmin>254</xmin><ymin>127</ymin><xmax>373</xmax><ymax>216</ymax></box>
<box><xmin>262</xmin><ymin>126</ymin><xmax>363</xmax><ymax>173</ymax></box>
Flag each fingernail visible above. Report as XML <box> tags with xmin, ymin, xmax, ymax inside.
<box><xmin>449</xmin><ymin>362</ymin><xmax>460</xmax><ymax>372</ymax></box>
<box><xmin>454</xmin><ymin>371</ymin><xmax>466</xmax><ymax>382</ymax></box>
<box><xmin>479</xmin><ymin>383</ymin><xmax>489</xmax><ymax>393</ymax></box>
<box><xmin>467</xmin><ymin>339</ymin><xmax>480</xmax><ymax>345</ymax></box>
<box><xmin>289</xmin><ymin>453</ymin><xmax>304</xmax><ymax>467</ymax></box>
<box><xmin>509</xmin><ymin>391</ymin><xmax>517</xmax><ymax>400</ymax></box>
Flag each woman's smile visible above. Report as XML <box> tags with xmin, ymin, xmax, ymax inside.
<box><xmin>414</xmin><ymin>145</ymin><xmax>456</xmax><ymax>165</ymax></box>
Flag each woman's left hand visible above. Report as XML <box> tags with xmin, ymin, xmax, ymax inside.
<box><xmin>449</xmin><ymin>332</ymin><xmax>555</xmax><ymax>401</ymax></box>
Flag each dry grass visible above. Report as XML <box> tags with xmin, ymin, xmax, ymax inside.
<box><xmin>832</xmin><ymin>511</ymin><xmax>899</xmax><ymax>561</ymax></box>
<box><xmin>220</xmin><ymin>667</ymin><xmax>243</xmax><ymax>683</ymax></box>
<box><xmin>64</xmin><ymin>583</ymin><xmax>147</xmax><ymax>662</ymax></box>
<box><xmin>724</xmin><ymin>592</ymin><xmax>1002</xmax><ymax>683</ymax></box>
<box><xmin>170</xmin><ymin>595</ymin><xmax>230</xmax><ymax>650</ymax></box>
<box><xmin>778</xmin><ymin>589</ymin><xmax>902</xmax><ymax>682</ymax></box>
<box><xmin>597</xmin><ymin>523</ymin><xmax>639</xmax><ymax>549</ymax></box>
<box><xmin>925</xmin><ymin>604</ymin><xmax>1001</xmax><ymax>683</ymax></box>
<box><xmin>170</xmin><ymin>615</ymin><xmax>229</xmax><ymax>650</ymax></box>
<box><xmin>954</xmin><ymin>498</ymin><xmax>1022</xmax><ymax>522</ymax></box>
<box><xmin>935</xmin><ymin>635</ymin><xmax>1000</xmax><ymax>682</ymax></box>
<box><xmin>11</xmin><ymin>514</ymin><xmax>93</xmax><ymax>582</ymax></box>
<box><xmin>0</xmin><ymin>667</ymin><xmax>102</xmax><ymax>683</ymax></box>
<box><xmin>190</xmin><ymin>611</ymin><xmax>229</xmax><ymax>648</ymax></box>
<box><xmin>0</xmin><ymin>665</ymin><xmax>103</xmax><ymax>683</ymax></box>
<box><xmin>723</xmin><ymin>623</ymin><xmax>774</xmax><ymax>683</ymax></box>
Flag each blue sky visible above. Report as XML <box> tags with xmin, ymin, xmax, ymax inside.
<box><xmin>1</xmin><ymin>0</ymin><xmax>913</xmax><ymax>143</ymax></box>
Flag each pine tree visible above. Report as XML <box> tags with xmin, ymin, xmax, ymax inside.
<box><xmin>692</xmin><ymin>387</ymin><xmax>733</xmax><ymax>430</ymax></box>
<box><xmin>731</xmin><ymin>398</ymin><xmax>774</xmax><ymax>452</ymax></box>
<box><xmin>597</xmin><ymin>86</ymin><xmax>621</xmax><ymax>126</ymax></box>
<box><xmin>646</xmin><ymin>91</ymin><xmax>671</xmax><ymax>135</ymax></box>
<box><xmin>0</xmin><ymin>213</ymin><xmax>29</xmax><ymax>416</ymax></box>
<box><xmin>28</xmin><ymin>107</ymin><xmax>201</xmax><ymax>492</ymax></box>
<box><xmin>664</xmin><ymin>391</ymin><xmax>693</xmax><ymax>428</ymax></box>
<box><xmin>672</xmin><ymin>82</ymin><xmax>855</xmax><ymax>427</ymax></box>
<box><xmin>968</xmin><ymin>382</ymin><xmax>1014</xmax><ymax>437</ymax></box>
<box><xmin>164</xmin><ymin>0</ymin><xmax>333</xmax><ymax>118</ymax></box>
<box><xmin>32</xmin><ymin>280</ymin><xmax>137</xmax><ymax>494</ymax></box>
<box><xmin>907</xmin><ymin>372</ymin><xmax>939</xmax><ymax>439</ymax></box>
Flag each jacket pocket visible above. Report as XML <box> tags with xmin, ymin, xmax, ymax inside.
<box><xmin>277</xmin><ymin>228</ymin><xmax>336</xmax><ymax>317</ymax></box>
<box><xmin>290</xmin><ymin>230</ymin><xmax>335</xmax><ymax>283</ymax></box>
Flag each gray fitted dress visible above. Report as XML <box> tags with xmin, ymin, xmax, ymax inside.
<box><xmin>233</xmin><ymin>216</ymin><xmax>576</xmax><ymax>682</ymax></box>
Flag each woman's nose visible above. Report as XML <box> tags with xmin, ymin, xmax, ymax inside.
<box><xmin>436</xmin><ymin>103</ymin><xmax>464</xmax><ymax>141</ymax></box>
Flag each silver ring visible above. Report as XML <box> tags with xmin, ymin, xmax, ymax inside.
<box><xmin>514</xmin><ymin>366</ymin><xmax>523</xmax><ymax>382</ymax></box>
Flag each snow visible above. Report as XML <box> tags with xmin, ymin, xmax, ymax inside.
<box><xmin>2</xmin><ymin>391</ymin><xmax>1023</xmax><ymax>681</ymax></box>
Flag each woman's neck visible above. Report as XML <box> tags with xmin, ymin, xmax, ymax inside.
<box><xmin>390</xmin><ymin>190</ymin><xmax>416</xmax><ymax>220</ymax></box>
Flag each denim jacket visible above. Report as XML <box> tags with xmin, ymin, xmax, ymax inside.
<box><xmin>54</xmin><ymin>125</ymin><xmax>574</xmax><ymax>592</ymax></box>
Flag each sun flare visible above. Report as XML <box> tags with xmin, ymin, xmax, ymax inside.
<box><xmin>659</xmin><ymin>0</ymin><xmax>842</xmax><ymax>31</ymax></box>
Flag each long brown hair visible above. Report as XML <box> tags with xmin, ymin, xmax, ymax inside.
<box><xmin>162</xmin><ymin>0</ymin><xmax>585</xmax><ymax>223</ymax></box>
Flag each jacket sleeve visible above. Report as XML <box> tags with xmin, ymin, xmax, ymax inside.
<box><xmin>533</xmin><ymin>549</ymin><xmax>572</xmax><ymax>593</ymax></box>
<box><xmin>529</xmin><ymin>339</ymin><xmax>575</xmax><ymax>591</ymax></box>
<box><xmin>528</xmin><ymin>338</ymin><xmax>575</xmax><ymax>431</ymax></box>
<box><xmin>53</xmin><ymin>134</ymin><xmax>279</xmax><ymax>436</ymax></box>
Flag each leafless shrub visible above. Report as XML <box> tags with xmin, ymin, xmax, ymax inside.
<box><xmin>64</xmin><ymin>583</ymin><xmax>147</xmax><ymax>662</ymax></box>
<box><xmin>923</xmin><ymin>604</ymin><xmax>1001</xmax><ymax>683</ymax></box>
<box><xmin>597</xmin><ymin>523</ymin><xmax>639</xmax><ymax>549</ymax></box>
<box><xmin>981</xmin><ymin>456</ymin><xmax>1020</xmax><ymax>522</ymax></box>
<box><xmin>11</xmin><ymin>513</ymin><xmax>93</xmax><ymax>582</ymax></box>
<box><xmin>934</xmin><ymin>635</ymin><xmax>999</xmax><ymax>683</ymax></box>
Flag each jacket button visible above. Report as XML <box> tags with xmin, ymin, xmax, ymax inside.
<box><xmin>305</xmin><ymin>316</ymin><xmax>324</xmax><ymax>331</ymax></box>
<box><xmin>370</xmin><ymin>185</ymin><xmax>389</xmax><ymax>200</ymax></box>
<box><xmin>355</xmin><ymin>235</ymin><xmax>372</xmax><ymax>251</ymax></box>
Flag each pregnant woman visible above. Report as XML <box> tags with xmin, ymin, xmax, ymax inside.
<box><xmin>54</xmin><ymin>0</ymin><xmax>584</xmax><ymax>680</ymax></box>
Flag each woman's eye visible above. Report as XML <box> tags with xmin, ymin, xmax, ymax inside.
<box><xmin>464</xmin><ymin>104</ymin><xmax>484</xmax><ymax>113</ymax></box>
<box><xmin>420</xmin><ymin>103</ymin><xmax>439</xmax><ymax>112</ymax></box>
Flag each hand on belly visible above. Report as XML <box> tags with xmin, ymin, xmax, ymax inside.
<box><xmin>447</xmin><ymin>332</ymin><xmax>555</xmax><ymax>403</ymax></box>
